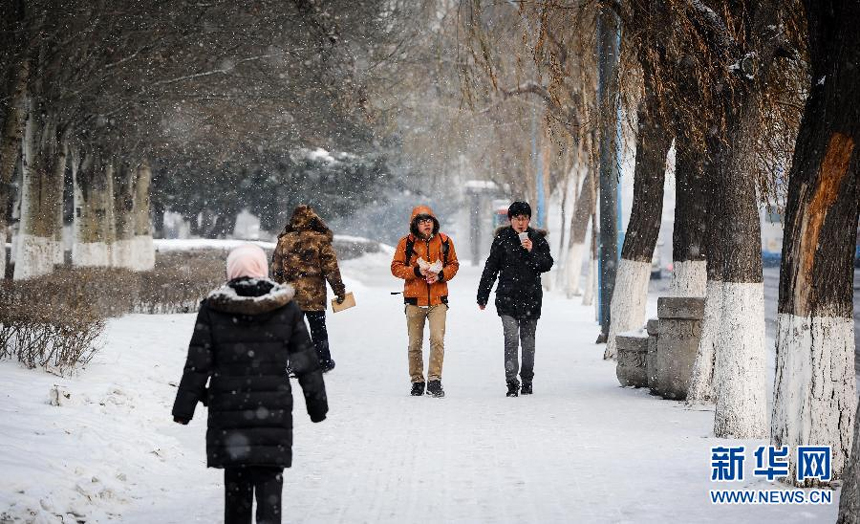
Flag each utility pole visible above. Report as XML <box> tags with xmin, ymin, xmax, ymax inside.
<box><xmin>596</xmin><ymin>5</ymin><xmax>621</xmax><ymax>342</ymax></box>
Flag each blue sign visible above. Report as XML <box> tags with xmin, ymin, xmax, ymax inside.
<box><xmin>797</xmin><ymin>446</ymin><xmax>831</xmax><ymax>482</ymax></box>
<box><xmin>753</xmin><ymin>446</ymin><xmax>790</xmax><ymax>481</ymax></box>
<box><xmin>711</xmin><ymin>446</ymin><xmax>745</xmax><ymax>481</ymax></box>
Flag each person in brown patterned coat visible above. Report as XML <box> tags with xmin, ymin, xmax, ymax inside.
<box><xmin>271</xmin><ymin>205</ymin><xmax>346</xmax><ymax>373</ymax></box>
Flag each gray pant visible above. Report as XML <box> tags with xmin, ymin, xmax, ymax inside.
<box><xmin>501</xmin><ymin>315</ymin><xmax>537</xmax><ymax>383</ymax></box>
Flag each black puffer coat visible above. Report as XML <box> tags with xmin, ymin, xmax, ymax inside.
<box><xmin>172</xmin><ymin>277</ymin><xmax>328</xmax><ymax>469</ymax></box>
<box><xmin>477</xmin><ymin>226</ymin><xmax>554</xmax><ymax>319</ymax></box>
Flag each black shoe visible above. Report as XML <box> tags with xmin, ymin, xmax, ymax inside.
<box><xmin>426</xmin><ymin>380</ymin><xmax>445</xmax><ymax>398</ymax></box>
<box><xmin>320</xmin><ymin>359</ymin><xmax>336</xmax><ymax>374</ymax></box>
<box><xmin>506</xmin><ymin>380</ymin><xmax>519</xmax><ymax>397</ymax></box>
<box><xmin>520</xmin><ymin>382</ymin><xmax>533</xmax><ymax>395</ymax></box>
<box><xmin>411</xmin><ymin>382</ymin><xmax>425</xmax><ymax>396</ymax></box>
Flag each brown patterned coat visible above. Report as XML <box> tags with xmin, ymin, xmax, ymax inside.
<box><xmin>271</xmin><ymin>206</ymin><xmax>346</xmax><ymax>311</ymax></box>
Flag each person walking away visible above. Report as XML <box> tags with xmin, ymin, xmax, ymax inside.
<box><xmin>272</xmin><ymin>205</ymin><xmax>346</xmax><ymax>373</ymax></box>
<box><xmin>390</xmin><ymin>205</ymin><xmax>460</xmax><ymax>397</ymax></box>
<box><xmin>172</xmin><ymin>244</ymin><xmax>328</xmax><ymax>524</ymax></box>
<box><xmin>477</xmin><ymin>201</ymin><xmax>553</xmax><ymax>397</ymax></box>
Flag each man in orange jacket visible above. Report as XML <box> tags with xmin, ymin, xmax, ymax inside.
<box><xmin>391</xmin><ymin>205</ymin><xmax>460</xmax><ymax>397</ymax></box>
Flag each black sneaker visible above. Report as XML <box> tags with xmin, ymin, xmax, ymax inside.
<box><xmin>411</xmin><ymin>382</ymin><xmax>425</xmax><ymax>396</ymax></box>
<box><xmin>506</xmin><ymin>380</ymin><xmax>519</xmax><ymax>397</ymax></box>
<box><xmin>520</xmin><ymin>382</ymin><xmax>533</xmax><ymax>395</ymax></box>
<box><xmin>320</xmin><ymin>360</ymin><xmax>336</xmax><ymax>374</ymax></box>
<box><xmin>426</xmin><ymin>380</ymin><xmax>445</xmax><ymax>398</ymax></box>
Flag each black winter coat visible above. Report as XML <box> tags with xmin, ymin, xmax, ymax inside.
<box><xmin>172</xmin><ymin>277</ymin><xmax>328</xmax><ymax>469</ymax></box>
<box><xmin>477</xmin><ymin>226</ymin><xmax>554</xmax><ymax>319</ymax></box>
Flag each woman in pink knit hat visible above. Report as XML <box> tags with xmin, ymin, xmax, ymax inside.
<box><xmin>172</xmin><ymin>244</ymin><xmax>328</xmax><ymax>524</ymax></box>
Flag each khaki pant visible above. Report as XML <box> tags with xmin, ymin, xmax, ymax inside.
<box><xmin>405</xmin><ymin>304</ymin><xmax>447</xmax><ymax>383</ymax></box>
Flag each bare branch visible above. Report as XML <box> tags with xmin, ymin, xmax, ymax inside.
<box><xmin>686</xmin><ymin>0</ymin><xmax>739</xmax><ymax>55</ymax></box>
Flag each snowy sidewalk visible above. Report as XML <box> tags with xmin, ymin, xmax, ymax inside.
<box><xmin>0</xmin><ymin>253</ymin><xmax>839</xmax><ymax>523</ymax></box>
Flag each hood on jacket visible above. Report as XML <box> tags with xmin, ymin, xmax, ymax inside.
<box><xmin>409</xmin><ymin>205</ymin><xmax>440</xmax><ymax>238</ymax></box>
<box><xmin>279</xmin><ymin>205</ymin><xmax>333</xmax><ymax>240</ymax></box>
<box><xmin>494</xmin><ymin>225</ymin><xmax>549</xmax><ymax>238</ymax></box>
<box><xmin>207</xmin><ymin>277</ymin><xmax>295</xmax><ymax>315</ymax></box>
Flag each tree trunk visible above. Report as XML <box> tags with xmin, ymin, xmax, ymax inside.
<box><xmin>111</xmin><ymin>161</ymin><xmax>135</xmax><ymax>268</ymax></box>
<box><xmin>775</xmin><ymin>0</ymin><xmax>859</xmax><ymax>489</ymax></box>
<box><xmin>132</xmin><ymin>160</ymin><xmax>154</xmax><ymax>271</ymax></box>
<box><xmin>558</xmin><ymin>145</ymin><xmax>572</xmax><ymax>259</ymax></box>
<box><xmin>686</xmin><ymin>136</ymin><xmax>724</xmax><ymax>406</ymax></box>
<box><xmin>711</xmin><ymin>106</ymin><xmax>767</xmax><ymax>439</ymax></box>
<box><xmin>582</xmin><ymin>207</ymin><xmax>598</xmax><ymax>307</ymax></box>
<box><xmin>840</xmin><ymin>402</ymin><xmax>860</xmax><ymax>522</ymax></box>
<box><xmin>605</xmin><ymin>91</ymin><xmax>671</xmax><ymax>360</ymax></box>
<box><xmin>0</xmin><ymin>55</ymin><xmax>29</xmax><ymax>280</ymax></box>
<box><xmin>564</xmin><ymin>167</ymin><xmax>596</xmax><ymax>297</ymax></box>
<box><xmin>669</xmin><ymin>132</ymin><xmax>708</xmax><ymax>297</ymax></box>
<box><xmin>13</xmin><ymin>108</ymin><xmax>66</xmax><ymax>280</ymax></box>
<box><xmin>199</xmin><ymin>207</ymin><xmax>220</xmax><ymax>238</ymax></box>
<box><xmin>73</xmin><ymin>150</ymin><xmax>115</xmax><ymax>267</ymax></box>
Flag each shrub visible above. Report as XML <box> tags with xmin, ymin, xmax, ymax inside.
<box><xmin>0</xmin><ymin>284</ymin><xmax>105</xmax><ymax>373</ymax></box>
<box><xmin>135</xmin><ymin>249</ymin><xmax>227</xmax><ymax>314</ymax></box>
<box><xmin>0</xmin><ymin>249</ymin><xmax>232</xmax><ymax>372</ymax></box>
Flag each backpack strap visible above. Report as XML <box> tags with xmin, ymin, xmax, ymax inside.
<box><xmin>406</xmin><ymin>233</ymin><xmax>450</xmax><ymax>265</ymax></box>
<box><xmin>404</xmin><ymin>236</ymin><xmax>415</xmax><ymax>264</ymax></box>
<box><xmin>439</xmin><ymin>234</ymin><xmax>450</xmax><ymax>265</ymax></box>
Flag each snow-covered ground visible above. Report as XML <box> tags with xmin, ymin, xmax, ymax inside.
<box><xmin>0</xmin><ymin>250</ymin><xmax>840</xmax><ymax>523</ymax></box>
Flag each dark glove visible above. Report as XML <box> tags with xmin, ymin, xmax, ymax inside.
<box><xmin>310</xmin><ymin>413</ymin><xmax>327</xmax><ymax>423</ymax></box>
<box><xmin>336</xmin><ymin>294</ymin><xmax>345</xmax><ymax>304</ymax></box>
<box><xmin>174</xmin><ymin>417</ymin><xmax>189</xmax><ymax>425</ymax></box>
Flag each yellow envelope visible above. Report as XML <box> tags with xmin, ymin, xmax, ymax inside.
<box><xmin>331</xmin><ymin>292</ymin><xmax>356</xmax><ymax>313</ymax></box>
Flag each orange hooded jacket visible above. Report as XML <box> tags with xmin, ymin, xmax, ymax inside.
<box><xmin>390</xmin><ymin>205</ymin><xmax>460</xmax><ymax>306</ymax></box>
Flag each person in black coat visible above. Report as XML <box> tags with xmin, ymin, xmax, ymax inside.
<box><xmin>172</xmin><ymin>244</ymin><xmax>328</xmax><ymax>524</ymax></box>
<box><xmin>477</xmin><ymin>202</ymin><xmax>554</xmax><ymax>397</ymax></box>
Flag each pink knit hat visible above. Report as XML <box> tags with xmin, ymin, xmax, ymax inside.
<box><xmin>226</xmin><ymin>244</ymin><xmax>269</xmax><ymax>280</ymax></box>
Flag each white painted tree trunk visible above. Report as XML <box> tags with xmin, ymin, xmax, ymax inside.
<box><xmin>713</xmin><ymin>282</ymin><xmax>767</xmax><ymax>438</ymax></box>
<box><xmin>13</xmin><ymin>110</ymin><xmax>64</xmax><ymax>280</ymax></box>
<box><xmin>564</xmin><ymin>242</ymin><xmax>586</xmax><ymax>297</ymax></box>
<box><xmin>131</xmin><ymin>161</ymin><xmax>155</xmax><ymax>271</ymax></box>
<box><xmin>582</xmin><ymin>256</ymin><xmax>596</xmax><ymax>307</ymax></box>
<box><xmin>771</xmin><ymin>314</ymin><xmax>856</xmax><ymax>484</ymax></box>
<box><xmin>686</xmin><ymin>279</ymin><xmax>722</xmax><ymax>406</ymax></box>
<box><xmin>604</xmin><ymin>258</ymin><xmax>651</xmax><ymax>359</ymax></box>
<box><xmin>73</xmin><ymin>157</ymin><xmax>115</xmax><ymax>267</ymax></box>
<box><xmin>13</xmin><ymin>234</ymin><xmax>58</xmax><ymax>280</ymax></box>
<box><xmin>0</xmin><ymin>58</ymin><xmax>29</xmax><ymax>281</ymax></box>
<box><xmin>669</xmin><ymin>260</ymin><xmax>707</xmax><ymax>297</ymax></box>
<box><xmin>111</xmin><ymin>163</ymin><xmax>135</xmax><ymax>268</ymax></box>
